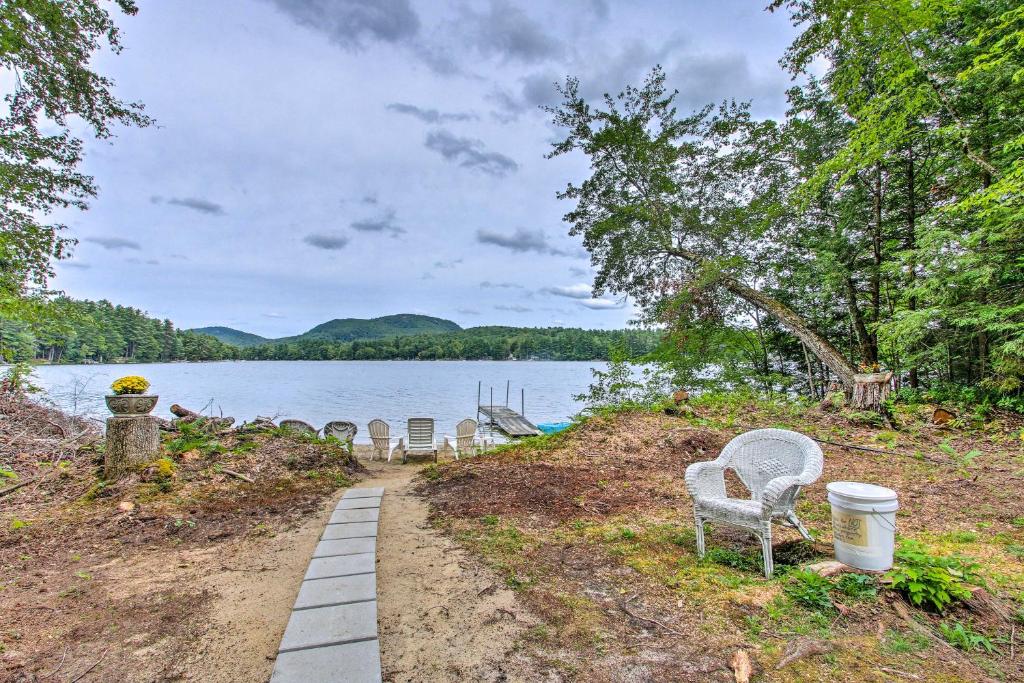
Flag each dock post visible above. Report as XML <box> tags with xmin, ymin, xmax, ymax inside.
<box><xmin>521</xmin><ymin>388</ymin><xmax>525</xmax><ymax>418</ymax></box>
<box><xmin>476</xmin><ymin>381</ymin><xmax>481</xmax><ymax>427</ymax></box>
<box><xmin>505</xmin><ymin>380</ymin><xmax>510</xmax><ymax>407</ymax></box>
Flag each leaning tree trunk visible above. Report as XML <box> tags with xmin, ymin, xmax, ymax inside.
<box><xmin>734</xmin><ymin>278</ymin><xmax>893</xmax><ymax>411</ymax></box>
<box><xmin>718</xmin><ymin>273</ymin><xmax>857</xmax><ymax>388</ymax></box>
<box><xmin>668</xmin><ymin>247</ymin><xmax>859</xmax><ymax>389</ymax></box>
<box><xmin>662</xmin><ymin>247</ymin><xmax>909</xmax><ymax>415</ymax></box>
<box><xmin>104</xmin><ymin>415</ymin><xmax>160</xmax><ymax>480</ymax></box>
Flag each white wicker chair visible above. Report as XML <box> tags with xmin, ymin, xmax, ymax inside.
<box><xmin>684</xmin><ymin>428</ymin><xmax>823</xmax><ymax>577</ymax></box>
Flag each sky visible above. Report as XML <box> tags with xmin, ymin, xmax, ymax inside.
<box><xmin>48</xmin><ymin>0</ymin><xmax>799</xmax><ymax>338</ymax></box>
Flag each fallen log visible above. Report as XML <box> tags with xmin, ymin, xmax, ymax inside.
<box><xmin>169</xmin><ymin>404</ymin><xmax>234</xmax><ymax>432</ymax></box>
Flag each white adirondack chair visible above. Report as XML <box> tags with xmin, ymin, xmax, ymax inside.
<box><xmin>443</xmin><ymin>418</ymin><xmax>482</xmax><ymax>460</ymax></box>
<box><xmin>368</xmin><ymin>419</ymin><xmax>396</xmax><ymax>462</ymax></box>
<box><xmin>684</xmin><ymin>428</ymin><xmax>823</xmax><ymax>577</ymax></box>
<box><xmin>404</xmin><ymin>417</ymin><xmax>437</xmax><ymax>463</ymax></box>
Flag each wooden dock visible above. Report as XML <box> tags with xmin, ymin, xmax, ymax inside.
<box><xmin>478</xmin><ymin>405</ymin><xmax>541</xmax><ymax>437</ymax></box>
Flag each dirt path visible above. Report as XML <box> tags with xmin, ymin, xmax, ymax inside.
<box><xmin>358</xmin><ymin>459</ymin><xmax>543</xmax><ymax>683</ymax></box>
<box><xmin>181</xmin><ymin>456</ymin><xmax>541</xmax><ymax>683</ymax></box>
<box><xmin>179</xmin><ymin>495</ymin><xmax>337</xmax><ymax>683</ymax></box>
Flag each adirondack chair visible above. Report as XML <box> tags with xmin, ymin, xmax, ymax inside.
<box><xmin>404</xmin><ymin>417</ymin><xmax>437</xmax><ymax>463</ymax></box>
<box><xmin>279</xmin><ymin>419</ymin><xmax>317</xmax><ymax>436</ymax></box>
<box><xmin>324</xmin><ymin>420</ymin><xmax>357</xmax><ymax>444</ymax></box>
<box><xmin>443</xmin><ymin>418</ymin><xmax>481</xmax><ymax>460</ymax></box>
<box><xmin>684</xmin><ymin>428</ymin><xmax>823</xmax><ymax>578</ymax></box>
<box><xmin>367</xmin><ymin>419</ymin><xmax>396</xmax><ymax>462</ymax></box>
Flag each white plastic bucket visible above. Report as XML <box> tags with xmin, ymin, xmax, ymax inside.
<box><xmin>826</xmin><ymin>481</ymin><xmax>899</xmax><ymax>571</ymax></box>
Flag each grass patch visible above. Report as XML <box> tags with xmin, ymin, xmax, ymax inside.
<box><xmin>881</xmin><ymin>628</ymin><xmax>930</xmax><ymax>655</ymax></box>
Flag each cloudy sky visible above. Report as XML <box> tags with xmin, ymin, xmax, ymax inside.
<box><xmin>50</xmin><ymin>0</ymin><xmax>798</xmax><ymax>337</ymax></box>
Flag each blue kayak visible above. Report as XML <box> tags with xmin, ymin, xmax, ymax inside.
<box><xmin>537</xmin><ymin>421</ymin><xmax>572</xmax><ymax>434</ymax></box>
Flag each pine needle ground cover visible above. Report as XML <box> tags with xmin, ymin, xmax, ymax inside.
<box><xmin>0</xmin><ymin>393</ymin><xmax>364</xmax><ymax>681</ymax></box>
<box><xmin>421</xmin><ymin>395</ymin><xmax>1024</xmax><ymax>681</ymax></box>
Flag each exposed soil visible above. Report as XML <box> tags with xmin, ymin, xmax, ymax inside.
<box><xmin>360</xmin><ymin>460</ymin><xmax>546</xmax><ymax>682</ymax></box>
<box><xmin>181</xmin><ymin>496</ymin><xmax>338</xmax><ymax>683</ymax></box>
<box><xmin>1</xmin><ymin>389</ymin><xmax>548</xmax><ymax>682</ymax></box>
<box><xmin>429</xmin><ymin>426</ymin><xmax>725</xmax><ymax>525</ymax></box>
<box><xmin>5</xmin><ymin>390</ymin><xmax>1023</xmax><ymax>681</ymax></box>
<box><xmin>0</xmin><ymin>392</ymin><xmax>363</xmax><ymax>682</ymax></box>
<box><xmin>420</xmin><ymin>399</ymin><xmax>1024</xmax><ymax>682</ymax></box>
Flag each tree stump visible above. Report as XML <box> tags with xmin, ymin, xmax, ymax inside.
<box><xmin>104</xmin><ymin>415</ymin><xmax>160</xmax><ymax>480</ymax></box>
<box><xmin>850</xmin><ymin>372</ymin><xmax>893</xmax><ymax>411</ymax></box>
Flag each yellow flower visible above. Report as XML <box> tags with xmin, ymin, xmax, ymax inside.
<box><xmin>111</xmin><ymin>375</ymin><xmax>150</xmax><ymax>395</ymax></box>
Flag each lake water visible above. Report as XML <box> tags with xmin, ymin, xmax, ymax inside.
<box><xmin>27</xmin><ymin>361</ymin><xmax>603</xmax><ymax>443</ymax></box>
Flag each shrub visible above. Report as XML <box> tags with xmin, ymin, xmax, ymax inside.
<box><xmin>165</xmin><ymin>420</ymin><xmax>224</xmax><ymax>456</ymax></box>
<box><xmin>835</xmin><ymin>573</ymin><xmax>878</xmax><ymax>600</ymax></box>
<box><xmin>784</xmin><ymin>570</ymin><xmax>834</xmax><ymax>611</ymax></box>
<box><xmin>886</xmin><ymin>540</ymin><xmax>978</xmax><ymax>612</ymax></box>
<box><xmin>1</xmin><ymin>362</ymin><xmax>40</xmax><ymax>394</ymax></box>
<box><xmin>938</xmin><ymin>621</ymin><xmax>996</xmax><ymax>653</ymax></box>
<box><xmin>111</xmin><ymin>375</ymin><xmax>150</xmax><ymax>395</ymax></box>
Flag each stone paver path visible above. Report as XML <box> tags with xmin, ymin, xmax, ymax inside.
<box><xmin>270</xmin><ymin>487</ymin><xmax>384</xmax><ymax>683</ymax></box>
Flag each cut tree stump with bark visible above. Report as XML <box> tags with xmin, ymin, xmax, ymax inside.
<box><xmin>851</xmin><ymin>372</ymin><xmax>893</xmax><ymax>411</ymax></box>
<box><xmin>104</xmin><ymin>415</ymin><xmax>160</xmax><ymax>480</ymax></box>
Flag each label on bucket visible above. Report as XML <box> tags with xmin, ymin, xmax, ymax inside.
<box><xmin>832</xmin><ymin>510</ymin><xmax>869</xmax><ymax>547</ymax></box>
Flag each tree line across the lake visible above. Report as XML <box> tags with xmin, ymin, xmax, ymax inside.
<box><xmin>0</xmin><ymin>297</ymin><xmax>657</xmax><ymax>364</ymax></box>
<box><xmin>242</xmin><ymin>325</ymin><xmax>657</xmax><ymax>361</ymax></box>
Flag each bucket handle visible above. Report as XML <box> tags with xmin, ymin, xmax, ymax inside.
<box><xmin>869</xmin><ymin>507</ymin><xmax>898</xmax><ymax>532</ymax></box>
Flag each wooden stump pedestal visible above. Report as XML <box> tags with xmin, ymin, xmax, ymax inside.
<box><xmin>104</xmin><ymin>415</ymin><xmax>160</xmax><ymax>480</ymax></box>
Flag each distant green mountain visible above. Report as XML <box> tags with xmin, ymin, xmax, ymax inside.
<box><xmin>189</xmin><ymin>326</ymin><xmax>269</xmax><ymax>348</ymax></box>
<box><xmin>283</xmin><ymin>314</ymin><xmax>461</xmax><ymax>343</ymax></box>
<box><xmin>193</xmin><ymin>314</ymin><xmax>462</xmax><ymax>348</ymax></box>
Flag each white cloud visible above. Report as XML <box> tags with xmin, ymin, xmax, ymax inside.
<box><xmin>543</xmin><ymin>283</ymin><xmax>592</xmax><ymax>299</ymax></box>
<box><xmin>579</xmin><ymin>297</ymin><xmax>625</xmax><ymax>310</ymax></box>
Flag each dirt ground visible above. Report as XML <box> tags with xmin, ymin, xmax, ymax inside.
<box><xmin>181</xmin><ymin>495</ymin><xmax>337</xmax><ymax>683</ymax></box>
<box><xmin>185</xmin><ymin>456</ymin><xmax>546</xmax><ymax>683</ymax></box>
<box><xmin>0</xmin><ymin>395</ymin><xmax>365</xmax><ymax>683</ymax></box>
<box><xmin>360</xmin><ymin>459</ymin><xmax>545</xmax><ymax>682</ymax></box>
<box><xmin>420</xmin><ymin>398</ymin><xmax>1024</xmax><ymax>682</ymax></box>
<box><xmin>7</xmin><ymin>390</ymin><xmax>1023</xmax><ymax>681</ymax></box>
<box><xmin>1</xmin><ymin>412</ymin><xmax>543</xmax><ymax>683</ymax></box>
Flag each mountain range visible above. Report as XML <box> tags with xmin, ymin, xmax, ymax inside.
<box><xmin>191</xmin><ymin>314</ymin><xmax>462</xmax><ymax>348</ymax></box>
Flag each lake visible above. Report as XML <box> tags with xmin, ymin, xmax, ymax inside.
<box><xmin>27</xmin><ymin>360</ymin><xmax>604</xmax><ymax>442</ymax></box>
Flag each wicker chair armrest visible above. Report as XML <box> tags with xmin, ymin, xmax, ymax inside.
<box><xmin>760</xmin><ymin>475</ymin><xmax>803</xmax><ymax>516</ymax></box>
<box><xmin>684</xmin><ymin>461</ymin><xmax>727</xmax><ymax>499</ymax></box>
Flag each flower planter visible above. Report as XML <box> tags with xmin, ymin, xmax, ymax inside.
<box><xmin>105</xmin><ymin>394</ymin><xmax>159</xmax><ymax>416</ymax></box>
